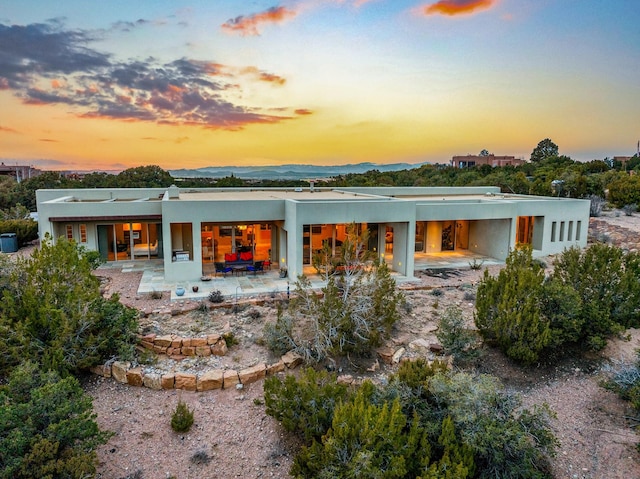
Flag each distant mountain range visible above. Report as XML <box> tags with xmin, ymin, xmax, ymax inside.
<box><xmin>168</xmin><ymin>162</ymin><xmax>430</xmax><ymax>181</ymax></box>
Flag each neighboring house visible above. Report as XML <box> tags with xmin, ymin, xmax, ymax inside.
<box><xmin>0</xmin><ymin>162</ymin><xmax>41</xmax><ymax>183</ymax></box>
<box><xmin>36</xmin><ymin>185</ymin><xmax>589</xmax><ymax>281</ymax></box>
<box><xmin>451</xmin><ymin>154</ymin><xmax>525</xmax><ymax>168</ymax></box>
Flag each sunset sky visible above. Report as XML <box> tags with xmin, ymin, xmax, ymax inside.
<box><xmin>1</xmin><ymin>0</ymin><xmax>638</xmax><ymax>171</ymax></box>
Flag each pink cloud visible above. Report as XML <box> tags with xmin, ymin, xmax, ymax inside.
<box><xmin>221</xmin><ymin>6</ymin><xmax>298</xmax><ymax>36</ymax></box>
<box><xmin>422</xmin><ymin>0</ymin><xmax>496</xmax><ymax>16</ymax></box>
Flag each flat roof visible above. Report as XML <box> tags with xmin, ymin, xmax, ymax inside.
<box><xmin>399</xmin><ymin>193</ymin><xmax>555</xmax><ymax>202</ymax></box>
<box><xmin>178</xmin><ymin>189</ymin><xmax>387</xmax><ymax>201</ymax></box>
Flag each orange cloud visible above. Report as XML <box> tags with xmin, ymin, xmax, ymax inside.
<box><xmin>0</xmin><ymin>125</ymin><xmax>19</xmax><ymax>134</ymax></box>
<box><xmin>423</xmin><ymin>0</ymin><xmax>496</xmax><ymax>16</ymax></box>
<box><xmin>257</xmin><ymin>72</ymin><xmax>286</xmax><ymax>85</ymax></box>
<box><xmin>221</xmin><ymin>6</ymin><xmax>298</xmax><ymax>36</ymax></box>
<box><xmin>295</xmin><ymin>109</ymin><xmax>313</xmax><ymax>115</ymax></box>
<box><xmin>239</xmin><ymin>66</ymin><xmax>286</xmax><ymax>85</ymax></box>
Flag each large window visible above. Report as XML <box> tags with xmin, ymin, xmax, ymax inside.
<box><xmin>65</xmin><ymin>224</ymin><xmax>73</xmax><ymax>240</ymax></box>
<box><xmin>516</xmin><ymin>216</ymin><xmax>533</xmax><ymax>245</ymax></box>
<box><xmin>171</xmin><ymin>223</ymin><xmax>193</xmax><ymax>262</ymax></box>
<box><xmin>79</xmin><ymin>224</ymin><xmax>87</xmax><ymax>243</ymax></box>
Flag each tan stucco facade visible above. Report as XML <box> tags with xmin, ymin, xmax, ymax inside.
<box><xmin>36</xmin><ymin>186</ymin><xmax>590</xmax><ymax>281</ymax></box>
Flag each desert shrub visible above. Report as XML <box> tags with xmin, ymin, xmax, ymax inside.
<box><xmin>171</xmin><ymin>398</ymin><xmax>194</xmax><ymax>433</ymax></box>
<box><xmin>538</xmin><ymin>277</ymin><xmax>584</xmax><ymax>348</ymax></box>
<box><xmin>395</xmin><ymin>357</ymin><xmax>450</xmax><ymax>391</ymax></box>
<box><xmin>468</xmin><ymin>258</ymin><xmax>485</xmax><ymax>270</ymax></box>
<box><xmin>607</xmin><ymin>175</ymin><xmax>640</xmax><ymax>208</ymax></box>
<box><xmin>208</xmin><ymin>289</ymin><xmax>224</xmax><ymax>303</ymax></box>
<box><xmin>477</xmin><ymin>243</ymin><xmax>640</xmax><ymax>363</ymax></box>
<box><xmin>0</xmin><ymin>362</ymin><xmax>111</xmax><ymax>479</ymax></box>
<box><xmin>623</xmin><ymin>204</ymin><xmax>638</xmax><ymax>216</ymax></box>
<box><xmin>463</xmin><ymin>290</ymin><xmax>476</xmax><ymax>301</ymax></box>
<box><xmin>196</xmin><ymin>301</ymin><xmax>208</xmax><ymax>312</ymax></box>
<box><xmin>0</xmin><ymin>203</ymin><xmax>30</xmax><ymax>221</ymax></box>
<box><xmin>0</xmin><ymin>236</ymin><xmax>139</xmax><ymax>377</ymax></box>
<box><xmin>428</xmin><ymin>372</ymin><xmax>557</xmax><ymax>479</ymax></box>
<box><xmin>401</xmin><ymin>297</ymin><xmax>413</xmax><ymax>313</ymax></box>
<box><xmin>78</xmin><ymin>246</ymin><xmax>104</xmax><ymax>269</ymax></box>
<box><xmin>222</xmin><ymin>331</ymin><xmax>238</xmax><ymax>347</ymax></box>
<box><xmin>263</xmin><ymin>307</ymin><xmax>296</xmax><ymax>356</ymax></box>
<box><xmin>190</xmin><ymin>450</ymin><xmax>212</xmax><ymax>465</ymax></box>
<box><xmin>268</xmin><ymin>361</ymin><xmax>554</xmax><ymax>479</ymax></box>
<box><xmin>430</xmin><ymin>288</ymin><xmax>444</xmax><ymax>297</ymax></box>
<box><xmin>268</xmin><ymin>251</ymin><xmax>403</xmax><ymax>362</ymax></box>
<box><xmin>603</xmin><ymin>355</ymin><xmax>640</xmax><ymax>412</ymax></box>
<box><xmin>264</xmin><ymin>367</ymin><xmax>350</xmax><ymax>442</ymax></box>
<box><xmin>436</xmin><ymin>306</ymin><xmax>480</xmax><ymax>363</ymax></box>
<box><xmin>247</xmin><ymin>308</ymin><xmax>261</xmax><ymax>320</ymax></box>
<box><xmin>475</xmin><ymin>246</ymin><xmax>551</xmax><ymax>364</ymax></box>
<box><xmin>292</xmin><ymin>223</ymin><xmax>403</xmax><ymax>361</ymax></box>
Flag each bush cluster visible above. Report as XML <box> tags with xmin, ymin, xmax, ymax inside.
<box><xmin>0</xmin><ymin>236</ymin><xmax>139</xmax><ymax>377</ymax></box>
<box><xmin>0</xmin><ymin>362</ymin><xmax>111</xmax><ymax>479</ymax></box>
<box><xmin>264</xmin><ymin>361</ymin><xmax>556</xmax><ymax>478</ymax></box>
<box><xmin>436</xmin><ymin>306</ymin><xmax>480</xmax><ymax>364</ymax></box>
<box><xmin>475</xmin><ymin>244</ymin><xmax>640</xmax><ymax>364</ymax></box>
<box><xmin>0</xmin><ymin>237</ymin><xmax>139</xmax><ymax>477</ymax></box>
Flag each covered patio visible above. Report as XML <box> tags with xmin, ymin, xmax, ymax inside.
<box><xmin>98</xmin><ymin>249</ymin><xmax>500</xmax><ymax>302</ymax></box>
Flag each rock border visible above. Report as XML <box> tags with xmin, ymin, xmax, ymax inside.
<box><xmin>90</xmin><ymin>350</ymin><xmax>304</xmax><ymax>392</ymax></box>
<box><xmin>137</xmin><ymin>333</ymin><xmax>229</xmax><ymax>360</ymax></box>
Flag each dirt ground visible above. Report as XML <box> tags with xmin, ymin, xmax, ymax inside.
<box><xmin>87</xmin><ymin>209</ymin><xmax>640</xmax><ymax>479</ymax></box>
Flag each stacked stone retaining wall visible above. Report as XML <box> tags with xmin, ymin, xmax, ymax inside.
<box><xmin>90</xmin><ymin>350</ymin><xmax>303</xmax><ymax>392</ymax></box>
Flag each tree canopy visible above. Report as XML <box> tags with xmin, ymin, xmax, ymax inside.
<box><xmin>0</xmin><ymin>236</ymin><xmax>139</xmax><ymax>377</ymax></box>
<box><xmin>530</xmin><ymin>138</ymin><xmax>559</xmax><ymax>163</ymax></box>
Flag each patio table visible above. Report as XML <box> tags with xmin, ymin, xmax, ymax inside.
<box><xmin>232</xmin><ymin>265</ymin><xmax>247</xmax><ymax>276</ymax></box>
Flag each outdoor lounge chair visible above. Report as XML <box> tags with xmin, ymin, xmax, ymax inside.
<box><xmin>214</xmin><ymin>262</ymin><xmax>233</xmax><ymax>277</ymax></box>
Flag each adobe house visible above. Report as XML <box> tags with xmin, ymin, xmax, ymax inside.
<box><xmin>36</xmin><ymin>185</ymin><xmax>590</xmax><ymax>281</ymax></box>
<box><xmin>451</xmin><ymin>154</ymin><xmax>525</xmax><ymax>168</ymax></box>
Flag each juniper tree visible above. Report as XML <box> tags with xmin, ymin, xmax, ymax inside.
<box><xmin>0</xmin><ymin>362</ymin><xmax>111</xmax><ymax>479</ymax></box>
<box><xmin>475</xmin><ymin>246</ymin><xmax>551</xmax><ymax>364</ymax></box>
<box><xmin>0</xmin><ymin>236</ymin><xmax>138</xmax><ymax>377</ymax></box>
